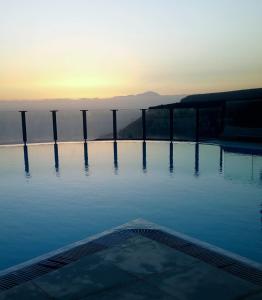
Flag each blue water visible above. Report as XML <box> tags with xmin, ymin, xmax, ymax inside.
<box><xmin>0</xmin><ymin>141</ymin><xmax>261</xmax><ymax>270</ymax></box>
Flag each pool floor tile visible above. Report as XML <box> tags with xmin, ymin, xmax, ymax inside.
<box><xmin>96</xmin><ymin>235</ymin><xmax>200</xmax><ymax>276</ymax></box>
<box><xmin>82</xmin><ymin>280</ymin><xmax>175</xmax><ymax>300</ymax></box>
<box><xmin>245</xmin><ymin>290</ymin><xmax>262</xmax><ymax>299</ymax></box>
<box><xmin>33</xmin><ymin>254</ymin><xmax>138</xmax><ymax>300</ymax></box>
<box><xmin>0</xmin><ymin>282</ymin><xmax>51</xmax><ymax>300</ymax></box>
<box><xmin>143</xmin><ymin>265</ymin><xmax>261</xmax><ymax>300</ymax></box>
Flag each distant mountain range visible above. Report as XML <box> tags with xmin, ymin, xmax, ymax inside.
<box><xmin>151</xmin><ymin>88</ymin><xmax>262</xmax><ymax>109</ymax></box>
<box><xmin>181</xmin><ymin>88</ymin><xmax>262</xmax><ymax>103</ymax></box>
<box><xmin>0</xmin><ymin>92</ymin><xmax>184</xmax><ymax>111</ymax></box>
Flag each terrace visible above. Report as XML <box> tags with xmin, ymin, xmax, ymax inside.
<box><xmin>0</xmin><ymin>219</ymin><xmax>262</xmax><ymax>300</ymax></box>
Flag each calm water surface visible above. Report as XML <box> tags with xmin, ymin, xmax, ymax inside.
<box><xmin>0</xmin><ymin>141</ymin><xmax>261</xmax><ymax>270</ymax></box>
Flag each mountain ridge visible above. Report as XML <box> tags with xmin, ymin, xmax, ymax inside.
<box><xmin>0</xmin><ymin>92</ymin><xmax>184</xmax><ymax>111</ymax></box>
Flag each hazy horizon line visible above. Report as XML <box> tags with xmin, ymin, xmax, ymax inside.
<box><xmin>1</xmin><ymin>86</ymin><xmax>261</xmax><ymax>102</ymax></box>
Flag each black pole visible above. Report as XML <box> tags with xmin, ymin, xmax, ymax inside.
<box><xmin>169</xmin><ymin>142</ymin><xmax>173</xmax><ymax>173</ymax></box>
<box><xmin>19</xmin><ymin>111</ymin><xmax>27</xmax><ymax>145</ymax></box>
<box><xmin>112</xmin><ymin>110</ymin><xmax>118</xmax><ymax>141</ymax></box>
<box><xmin>23</xmin><ymin>144</ymin><xmax>30</xmax><ymax>177</ymax></box>
<box><xmin>51</xmin><ymin>110</ymin><xmax>58</xmax><ymax>143</ymax></box>
<box><xmin>195</xmin><ymin>107</ymin><xmax>200</xmax><ymax>142</ymax></box>
<box><xmin>142</xmin><ymin>141</ymin><xmax>147</xmax><ymax>171</ymax></box>
<box><xmin>81</xmin><ymin>110</ymin><xmax>88</xmax><ymax>141</ymax></box>
<box><xmin>169</xmin><ymin>108</ymin><xmax>174</xmax><ymax>142</ymax></box>
<box><xmin>141</xmin><ymin>109</ymin><xmax>146</xmax><ymax>141</ymax></box>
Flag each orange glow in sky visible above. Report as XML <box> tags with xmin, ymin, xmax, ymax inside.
<box><xmin>1</xmin><ymin>0</ymin><xmax>262</xmax><ymax>99</ymax></box>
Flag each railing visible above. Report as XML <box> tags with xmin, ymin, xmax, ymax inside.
<box><xmin>1</xmin><ymin>98</ymin><xmax>261</xmax><ymax>145</ymax></box>
<box><xmin>0</xmin><ymin>108</ymin><xmax>208</xmax><ymax>146</ymax></box>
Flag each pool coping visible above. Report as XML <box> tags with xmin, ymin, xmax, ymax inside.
<box><xmin>1</xmin><ymin>218</ymin><xmax>262</xmax><ymax>291</ymax></box>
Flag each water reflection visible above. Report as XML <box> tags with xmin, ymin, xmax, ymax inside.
<box><xmin>54</xmin><ymin>143</ymin><xmax>60</xmax><ymax>175</ymax></box>
<box><xmin>9</xmin><ymin>141</ymin><xmax>262</xmax><ymax>265</ymax></box>
<box><xmin>219</xmin><ymin>146</ymin><xmax>223</xmax><ymax>173</ymax></box>
<box><xmin>223</xmin><ymin>147</ymin><xmax>262</xmax><ymax>184</ymax></box>
<box><xmin>18</xmin><ymin>141</ymin><xmax>262</xmax><ymax>187</ymax></box>
<box><xmin>23</xmin><ymin>145</ymin><xmax>30</xmax><ymax>178</ymax></box>
<box><xmin>113</xmin><ymin>141</ymin><xmax>118</xmax><ymax>173</ymax></box>
<box><xmin>194</xmin><ymin>143</ymin><xmax>199</xmax><ymax>177</ymax></box>
<box><xmin>16</xmin><ymin>141</ymin><xmax>262</xmax><ymax>230</ymax></box>
<box><xmin>142</xmin><ymin>141</ymin><xmax>147</xmax><ymax>172</ymax></box>
<box><xmin>83</xmin><ymin>142</ymin><xmax>89</xmax><ymax>175</ymax></box>
<box><xmin>169</xmin><ymin>142</ymin><xmax>173</xmax><ymax>173</ymax></box>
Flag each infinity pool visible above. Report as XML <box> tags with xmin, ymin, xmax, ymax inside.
<box><xmin>0</xmin><ymin>141</ymin><xmax>261</xmax><ymax>270</ymax></box>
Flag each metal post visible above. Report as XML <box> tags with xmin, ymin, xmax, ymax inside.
<box><xmin>19</xmin><ymin>111</ymin><xmax>27</xmax><ymax>144</ymax></box>
<box><xmin>195</xmin><ymin>107</ymin><xmax>200</xmax><ymax>142</ymax></box>
<box><xmin>141</xmin><ymin>109</ymin><xmax>146</xmax><ymax>141</ymax></box>
<box><xmin>112</xmin><ymin>110</ymin><xmax>118</xmax><ymax>141</ymax></box>
<box><xmin>81</xmin><ymin>110</ymin><xmax>88</xmax><ymax>141</ymax></box>
<box><xmin>169</xmin><ymin>108</ymin><xmax>174</xmax><ymax>142</ymax></box>
<box><xmin>51</xmin><ymin>110</ymin><xmax>58</xmax><ymax>143</ymax></box>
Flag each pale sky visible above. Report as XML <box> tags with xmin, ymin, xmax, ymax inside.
<box><xmin>1</xmin><ymin>0</ymin><xmax>262</xmax><ymax>99</ymax></box>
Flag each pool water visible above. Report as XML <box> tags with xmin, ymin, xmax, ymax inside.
<box><xmin>0</xmin><ymin>141</ymin><xmax>261</xmax><ymax>270</ymax></box>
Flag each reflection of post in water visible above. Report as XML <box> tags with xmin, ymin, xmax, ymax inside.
<box><xmin>260</xmin><ymin>204</ymin><xmax>262</xmax><ymax>226</ymax></box>
<box><xmin>142</xmin><ymin>141</ymin><xmax>147</xmax><ymax>172</ymax></box>
<box><xmin>113</xmin><ymin>141</ymin><xmax>118</xmax><ymax>171</ymax></box>
<box><xmin>194</xmin><ymin>142</ymin><xmax>199</xmax><ymax>176</ymax></box>
<box><xmin>54</xmin><ymin>143</ymin><xmax>59</xmax><ymax>174</ymax></box>
<box><xmin>23</xmin><ymin>145</ymin><xmax>30</xmax><ymax>178</ymax></box>
<box><xmin>84</xmin><ymin>141</ymin><xmax>89</xmax><ymax>173</ymax></box>
<box><xmin>169</xmin><ymin>142</ymin><xmax>173</xmax><ymax>173</ymax></box>
<box><xmin>219</xmin><ymin>146</ymin><xmax>223</xmax><ymax>173</ymax></box>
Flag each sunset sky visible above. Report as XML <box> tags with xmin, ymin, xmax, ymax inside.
<box><xmin>1</xmin><ymin>0</ymin><xmax>262</xmax><ymax>99</ymax></box>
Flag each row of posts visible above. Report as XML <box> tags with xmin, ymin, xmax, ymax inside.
<box><xmin>19</xmin><ymin>108</ymin><xmax>201</xmax><ymax>145</ymax></box>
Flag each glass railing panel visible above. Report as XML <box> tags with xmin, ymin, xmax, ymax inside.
<box><xmin>199</xmin><ymin>107</ymin><xmax>222</xmax><ymax>140</ymax></box>
<box><xmin>173</xmin><ymin>108</ymin><xmax>195</xmax><ymax>141</ymax></box>
<box><xmin>56</xmin><ymin>110</ymin><xmax>83</xmax><ymax>142</ymax></box>
<box><xmin>224</xmin><ymin>100</ymin><xmax>261</xmax><ymax>140</ymax></box>
<box><xmin>0</xmin><ymin>111</ymin><xmax>21</xmax><ymax>145</ymax></box>
<box><xmin>117</xmin><ymin>109</ymin><xmax>142</xmax><ymax>140</ymax></box>
<box><xmin>146</xmin><ymin>108</ymin><xmax>169</xmax><ymax>140</ymax></box>
<box><xmin>87</xmin><ymin>110</ymin><xmax>113</xmax><ymax>140</ymax></box>
<box><xmin>26</xmin><ymin>110</ymin><xmax>53</xmax><ymax>143</ymax></box>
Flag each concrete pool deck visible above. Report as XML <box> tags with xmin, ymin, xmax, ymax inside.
<box><xmin>0</xmin><ymin>219</ymin><xmax>262</xmax><ymax>299</ymax></box>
